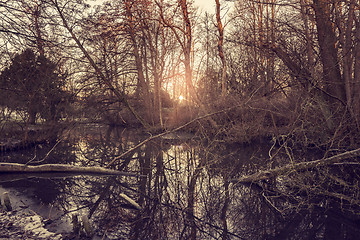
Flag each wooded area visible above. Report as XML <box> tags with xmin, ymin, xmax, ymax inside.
<box><xmin>0</xmin><ymin>0</ymin><xmax>359</xmax><ymax>141</ymax></box>
<box><xmin>0</xmin><ymin>0</ymin><xmax>359</xmax><ymax>239</ymax></box>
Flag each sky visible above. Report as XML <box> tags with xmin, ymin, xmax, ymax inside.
<box><xmin>195</xmin><ymin>0</ymin><xmax>236</xmax><ymax>15</ymax></box>
<box><xmin>91</xmin><ymin>0</ymin><xmax>234</xmax><ymax>15</ymax></box>
<box><xmin>194</xmin><ymin>0</ymin><xmax>217</xmax><ymax>13</ymax></box>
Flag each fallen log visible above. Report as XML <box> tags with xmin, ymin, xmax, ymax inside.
<box><xmin>231</xmin><ymin>148</ymin><xmax>360</xmax><ymax>184</ymax></box>
<box><xmin>0</xmin><ymin>163</ymin><xmax>141</xmax><ymax>177</ymax></box>
<box><xmin>0</xmin><ymin>172</ymin><xmax>134</xmax><ymax>183</ymax></box>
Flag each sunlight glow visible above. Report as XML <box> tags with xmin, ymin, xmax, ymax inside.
<box><xmin>178</xmin><ymin>95</ymin><xmax>184</xmax><ymax>103</ymax></box>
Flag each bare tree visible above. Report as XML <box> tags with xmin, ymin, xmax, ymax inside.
<box><xmin>215</xmin><ymin>0</ymin><xmax>227</xmax><ymax>97</ymax></box>
<box><xmin>156</xmin><ymin>0</ymin><xmax>196</xmax><ymax>101</ymax></box>
<box><xmin>313</xmin><ymin>0</ymin><xmax>346</xmax><ymax>104</ymax></box>
<box><xmin>50</xmin><ymin>0</ymin><xmax>151</xmax><ymax>128</ymax></box>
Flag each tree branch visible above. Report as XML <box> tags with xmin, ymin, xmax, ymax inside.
<box><xmin>52</xmin><ymin>0</ymin><xmax>150</xmax><ymax>129</ymax></box>
<box><xmin>231</xmin><ymin>148</ymin><xmax>360</xmax><ymax>183</ymax></box>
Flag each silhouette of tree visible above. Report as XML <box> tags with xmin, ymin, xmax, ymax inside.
<box><xmin>0</xmin><ymin>48</ymin><xmax>67</xmax><ymax>124</ymax></box>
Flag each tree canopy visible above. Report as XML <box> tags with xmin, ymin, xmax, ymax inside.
<box><xmin>0</xmin><ymin>48</ymin><xmax>67</xmax><ymax>124</ymax></box>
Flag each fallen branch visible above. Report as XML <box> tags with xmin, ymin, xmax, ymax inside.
<box><xmin>0</xmin><ymin>163</ymin><xmax>141</xmax><ymax>177</ymax></box>
<box><xmin>231</xmin><ymin>148</ymin><xmax>360</xmax><ymax>184</ymax></box>
<box><xmin>119</xmin><ymin>193</ymin><xmax>142</xmax><ymax>210</ymax></box>
<box><xmin>0</xmin><ymin>172</ymin><xmax>117</xmax><ymax>183</ymax></box>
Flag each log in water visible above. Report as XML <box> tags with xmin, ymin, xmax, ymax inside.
<box><xmin>0</xmin><ymin>163</ymin><xmax>141</xmax><ymax>177</ymax></box>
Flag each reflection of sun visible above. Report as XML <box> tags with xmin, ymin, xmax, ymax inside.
<box><xmin>178</xmin><ymin>95</ymin><xmax>184</xmax><ymax>102</ymax></box>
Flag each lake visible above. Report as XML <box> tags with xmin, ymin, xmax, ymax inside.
<box><xmin>0</xmin><ymin>124</ymin><xmax>358</xmax><ymax>239</ymax></box>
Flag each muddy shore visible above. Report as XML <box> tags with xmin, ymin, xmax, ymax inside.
<box><xmin>0</xmin><ymin>208</ymin><xmax>61</xmax><ymax>240</ymax></box>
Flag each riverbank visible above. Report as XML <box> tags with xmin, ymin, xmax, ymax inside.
<box><xmin>0</xmin><ymin>208</ymin><xmax>62</xmax><ymax>240</ymax></box>
<box><xmin>0</xmin><ymin>123</ymin><xmax>62</xmax><ymax>153</ymax></box>
<box><xmin>0</xmin><ymin>185</ymin><xmax>65</xmax><ymax>239</ymax></box>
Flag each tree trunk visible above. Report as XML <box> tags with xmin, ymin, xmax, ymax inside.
<box><xmin>28</xmin><ymin>108</ymin><xmax>37</xmax><ymax>125</ymax></box>
<box><xmin>33</xmin><ymin>2</ymin><xmax>44</xmax><ymax>57</ymax></box>
<box><xmin>353</xmin><ymin>17</ymin><xmax>360</xmax><ymax>125</ymax></box>
<box><xmin>186</xmin><ymin>162</ymin><xmax>201</xmax><ymax>240</ymax></box>
<box><xmin>215</xmin><ymin>0</ymin><xmax>227</xmax><ymax>97</ymax></box>
<box><xmin>300</xmin><ymin>0</ymin><xmax>315</xmax><ymax>76</ymax></box>
<box><xmin>313</xmin><ymin>0</ymin><xmax>345</xmax><ymax>103</ymax></box>
<box><xmin>220</xmin><ymin>179</ymin><xmax>229</xmax><ymax>240</ymax></box>
<box><xmin>342</xmin><ymin>0</ymin><xmax>355</xmax><ymax>108</ymax></box>
<box><xmin>178</xmin><ymin>0</ymin><xmax>194</xmax><ymax>101</ymax></box>
<box><xmin>123</xmin><ymin>1</ymin><xmax>152</xmax><ymax>122</ymax></box>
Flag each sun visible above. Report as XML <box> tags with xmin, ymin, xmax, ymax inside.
<box><xmin>178</xmin><ymin>95</ymin><xmax>184</xmax><ymax>102</ymax></box>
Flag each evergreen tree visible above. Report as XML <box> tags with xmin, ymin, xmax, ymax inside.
<box><xmin>0</xmin><ymin>49</ymin><xmax>67</xmax><ymax>124</ymax></box>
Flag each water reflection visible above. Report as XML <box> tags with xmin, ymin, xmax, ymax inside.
<box><xmin>0</xmin><ymin>125</ymin><xmax>359</xmax><ymax>239</ymax></box>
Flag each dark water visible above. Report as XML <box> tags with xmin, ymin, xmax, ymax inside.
<box><xmin>0</xmin><ymin>124</ymin><xmax>359</xmax><ymax>239</ymax></box>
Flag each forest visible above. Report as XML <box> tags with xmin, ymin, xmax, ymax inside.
<box><xmin>0</xmin><ymin>0</ymin><xmax>360</xmax><ymax>239</ymax></box>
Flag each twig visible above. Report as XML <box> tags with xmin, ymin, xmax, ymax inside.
<box><xmin>26</xmin><ymin>138</ymin><xmax>62</xmax><ymax>165</ymax></box>
<box><xmin>262</xmin><ymin>192</ymin><xmax>284</xmax><ymax>215</ymax></box>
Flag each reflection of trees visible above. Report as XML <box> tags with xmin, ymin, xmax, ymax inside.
<box><xmin>122</xmin><ymin>139</ymin><xmax>239</xmax><ymax>239</ymax></box>
<box><xmin>0</xmin><ymin>136</ymin><xmax>77</xmax><ymax>165</ymax></box>
<box><xmin>0</xmin><ymin>139</ymin><xmax>78</xmax><ymax>212</ymax></box>
<box><xmin>73</xmin><ymin>126</ymin><xmax>138</xmax><ymax>168</ymax></box>
<box><xmin>56</xmin><ymin>128</ymin><xmax>360</xmax><ymax>239</ymax></box>
<box><xmin>7</xmin><ymin>127</ymin><xmax>358</xmax><ymax>239</ymax></box>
